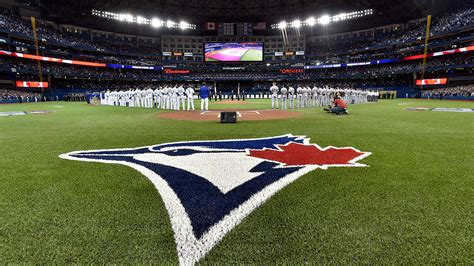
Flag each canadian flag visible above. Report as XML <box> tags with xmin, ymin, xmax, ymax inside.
<box><xmin>205</xmin><ymin>22</ymin><xmax>216</xmax><ymax>30</ymax></box>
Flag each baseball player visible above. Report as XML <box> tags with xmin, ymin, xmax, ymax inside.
<box><xmin>270</xmin><ymin>82</ymin><xmax>279</xmax><ymax>109</ymax></box>
<box><xmin>178</xmin><ymin>85</ymin><xmax>186</xmax><ymax>111</ymax></box>
<box><xmin>153</xmin><ymin>87</ymin><xmax>161</xmax><ymax>108</ymax></box>
<box><xmin>160</xmin><ymin>87</ymin><xmax>166</xmax><ymax>109</ymax></box>
<box><xmin>146</xmin><ymin>87</ymin><xmax>153</xmax><ymax>108</ymax></box>
<box><xmin>288</xmin><ymin>85</ymin><xmax>295</xmax><ymax>109</ymax></box>
<box><xmin>164</xmin><ymin>87</ymin><xmax>171</xmax><ymax>109</ymax></box>
<box><xmin>186</xmin><ymin>85</ymin><xmax>195</xmax><ymax>111</ymax></box>
<box><xmin>199</xmin><ymin>82</ymin><xmax>210</xmax><ymax>111</ymax></box>
<box><xmin>303</xmin><ymin>86</ymin><xmax>310</xmax><ymax>108</ymax></box>
<box><xmin>296</xmin><ymin>85</ymin><xmax>303</xmax><ymax>108</ymax></box>
<box><xmin>311</xmin><ymin>86</ymin><xmax>318</xmax><ymax>107</ymax></box>
<box><xmin>280</xmin><ymin>85</ymin><xmax>288</xmax><ymax>110</ymax></box>
<box><xmin>171</xmin><ymin>86</ymin><xmax>178</xmax><ymax>110</ymax></box>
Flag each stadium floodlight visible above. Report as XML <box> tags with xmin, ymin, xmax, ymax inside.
<box><xmin>270</xmin><ymin>8</ymin><xmax>373</xmax><ymax>29</ymax></box>
<box><xmin>151</xmin><ymin>18</ymin><xmax>162</xmax><ymax>28</ymax></box>
<box><xmin>136</xmin><ymin>16</ymin><xmax>148</xmax><ymax>24</ymax></box>
<box><xmin>278</xmin><ymin>21</ymin><xmax>287</xmax><ymax>29</ymax></box>
<box><xmin>91</xmin><ymin>9</ymin><xmax>196</xmax><ymax>30</ymax></box>
<box><xmin>118</xmin><ymin>13</ymin><xmax>134</xmax><ymax>23</ymax></box>
<box><xmin>306</xmin><ymin>17</ymin><xmax>316</xmax><ymax>26</ymax></box>
<box><xmin>179</xmin><ymin>21</ymin><xmax>190</xmax><ymax>30</ymax></box>
<box><xmin>319</xmin><ymin>15</ymin><xmax>330</xmax><ymax>25</ymax></box>
<box><xmin>292</xmin><ymin>20</ymin><xmax>301</xmax><ymax>28</ymax></box>
<box><xmin>166</xmin><ymin>20</ymin><xmax>175</xmax><ymax>28</ymax></box>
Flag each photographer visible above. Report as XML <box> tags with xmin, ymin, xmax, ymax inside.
<box><xmin>324</xmin><ymin>96</ymin><xmax>348</xmax><ymax>115</ymax></box>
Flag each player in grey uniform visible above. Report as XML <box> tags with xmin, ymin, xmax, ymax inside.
<box><xmin>177</xmin><ymin>85</ymin><xmax>186</xmax><ymax>111</ymax></box>
<box><xmin>296</xmin><ymin>86</ymin><xmax>303</xmax><ymax>108</ymax></box>
<box><xmin>303</xmin><ymin>86</ymin><xmax>310</xmax><ymax>108</ymax></box>
<box><xmin>160</xmin><ymin>87</ymin><xmax>167</xmax><ymax>109</ymax></box>
<box><xmin>280</xmin><ymin>85</ymin><xmax>288</xmax><ymax>110</ymax></box>
<box><xmin>288</xmin><ymin>86</ymin><xmax>295</xmax><ymax>109</ymax></box>
<box><xmin>186</xmin><ymin>85</ymin><xmax>195</xmax><ymax>111</ymax></box>
<box><xmin>270</xmin><ymin>83</ymin><xmax>279</xmax><ymax>109</ymax></box>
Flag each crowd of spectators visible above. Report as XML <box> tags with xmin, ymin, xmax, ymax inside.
<box><xmin>0</xmin><ymin>53</ymin><xmax>471</xmax><ymax>83</ymax></box>
<box><xmin>308</xmin><ymin>6</ymin><xmax>473</xmax><ymax>57</ymax></box>
<box><xmin>422</xmin><ymin>84</ymin><xmax>474</xmax><ymax>98</ymax></box>
<box><xmin>0</xmin><ymin>89</ymin><xmax>42</xmax><ymax>103</ymax></box>
<box><xmin>0</xmin><ymin>9</ymin><xmax>103</xmax><ymax>50</ymax></box>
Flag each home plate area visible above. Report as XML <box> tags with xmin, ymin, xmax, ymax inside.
<box><xmin>158</xmin><ymin>109</ymin><xmax>302</xmax><ymax>121</ymax></box>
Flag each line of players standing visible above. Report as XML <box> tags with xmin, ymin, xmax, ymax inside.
<box><xmin>101</xmin><ymin>85</ymin><xmax>196</xmax><ymax>111</ymax></box>
<box><xmin>269</xmin><ymin>83</ymin><xmax>379</xmax><ymax>109</ymax></box>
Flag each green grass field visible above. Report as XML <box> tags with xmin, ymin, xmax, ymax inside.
<box><xmin>240</xmin><ymin>49</ymin><xmax>263</xmax><ymax>61</ymax></box>
<box><xmin>0</xmin><ymin>99</ymin><xmax>473</xmax><ymax>264</ymax></box>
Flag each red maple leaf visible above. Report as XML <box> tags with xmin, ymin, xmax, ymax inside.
<box><xmin>247</xmin><ymin>142</ymin><xmax>370</xmax><ymax>167</ymax></box>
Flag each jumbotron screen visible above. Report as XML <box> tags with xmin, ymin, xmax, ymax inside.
<box><xmin>204</xmin><ymin>42</ymin><xmax>263</xmax><ymax>62</ymax></box>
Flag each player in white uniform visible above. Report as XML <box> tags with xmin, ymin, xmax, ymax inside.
<box><xmin>177</xmin><ymin>85</ymin><xmax>186</xmax><ymax>111</ymax></box>
<box><xmin>171</xmin><ymin>86</ymin><xmax>179</xmax><ymax>110</ymax></box>
<box><xmin>270</xmin><ymin>83</ymin><xmax>279</xmax><ymax>109</ymax></box>
<box><xmin>288</xmin><ymin>86</ymin><xmax>295</xmax><ymax>109</ymax></box>
<box><xmin>163</xmin><ymin>87</ymin><xmax>170</xmax><ymax>109</ymax></box>
<box><xmin>133</xmin><ymin>89</ymin><xmax>140</xmax><ymax>107</ymax></box>
<box><xmin>280</xmin><ymin>85</ymin><xmax>288</xmax><ymax>110</ymax></box>
<box><xmin>145</xmin><ymin>88</ymin><xmax>151</xmax><ymax>108</ymax></box>
<box><xmin>104</xmin><ymin>90</ymin><xmax>109</xmax><ymax>105</ymax></box>
<box><xmin>303</xmin><ymin>87</ymin><xmax>310</xmax><ymax>108</ymax></box>
<box><xmin>296</xmin><ymin>86</ymin><xmax>303</xmax><ymax>108</ymax></box>
<box><xmin>153</xmin><ymin>87</ymin><xmax>160</xmax><ymax>108</ymax></box>
<box><xmin>186</xmin><ymin>85</ymin><xmax>195</xmax><ymax>111</ymax></box>
<box><xmin>311</xmin><ymin>86</ymin><xmax>318</xmax><ymax>107</ymax></box>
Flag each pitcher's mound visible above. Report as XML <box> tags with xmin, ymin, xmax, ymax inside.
<box><xmin>158</xmin><ymin>109</ymin><xmax>301</xmax><ymax>121</ymax></box>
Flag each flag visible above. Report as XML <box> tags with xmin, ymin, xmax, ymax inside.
<box><xmin>205</xmin><ymin>22</ymin><xmax>216</xmax><ymax>30</ymax></box>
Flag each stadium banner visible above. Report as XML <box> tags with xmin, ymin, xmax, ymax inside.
<box><xmin>274</xmin><ymin>52</ymin><xmax>283</xmax><ymax>56</ymax></box>
<box><xmin>164</xmin><ymin>69</ymin><xmax>191</xmax><ymax>74</ymax></box>
<box><xmin>295</xmin><ymin>51</ymin><xmax>305</xmax><ymax>56</ymax></box>
<box><xmin>162</xmin><ymin>52</ymin><xmax>172</xmax><ymax>56</ymax></box>
<box><xmin>16</xmin><ymin>81</ymin><xmax>49</xmax><ymax>88</ymax></box>
<box><xmin>0</xmin><ymin>50</ymin><xmax>105</xmax><ymax>67</ymax></box>
<box><xmin>106</xmin><ymin>64</ymin><xmax>162</xmax><ymax>70</ymax></box>
<box><xmin>415</xmin><ymin>78</ymin><xmax>448</xmax><ymax>86</ymax></box>
<box><xmin>305</xmin><ymin>58</ymin><xmax>398</xmax><ymax>69</ymax></box>
<box><xmin>403</xmin><ymin>45</ymin><xmax>474</xmax><ymax>61</ymax></box>
<box><xmin>279</xmin><ymin>69</ymin><xmax>304</xmax><ymax>74</ymax></box>
<box><xmin>0</xmin><ymin>50</ymin><xmax>162</xmax><ymax>70</ymax></box>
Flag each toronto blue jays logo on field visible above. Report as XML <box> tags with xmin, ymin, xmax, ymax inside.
<box><xmin>60</xmin><ymin>134</ymin><xmax>371</xmax><ymax>265</ymax></box>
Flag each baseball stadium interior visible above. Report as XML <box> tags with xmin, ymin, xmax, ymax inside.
<box><xmin>0</xmin><ymin>0</ymin><xmax>472</xmax><ymax>264</ymax></box>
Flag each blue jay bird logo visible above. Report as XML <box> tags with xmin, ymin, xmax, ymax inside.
<box><xmin>60</xmin><ymin>134</ymin><xmax>371</xmax><ymax>265</ymax></box>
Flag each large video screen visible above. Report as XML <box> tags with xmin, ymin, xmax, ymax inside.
<box><xmin>204</xmin><ymin>42</ymin><xmax>263</xmax><ymax>62</ymax></box>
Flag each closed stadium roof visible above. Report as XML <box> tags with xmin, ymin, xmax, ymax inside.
<box><xmin>37</xmin><ymin>0</ymin><xmax>439</xmax><ymax>23</ymax></box>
